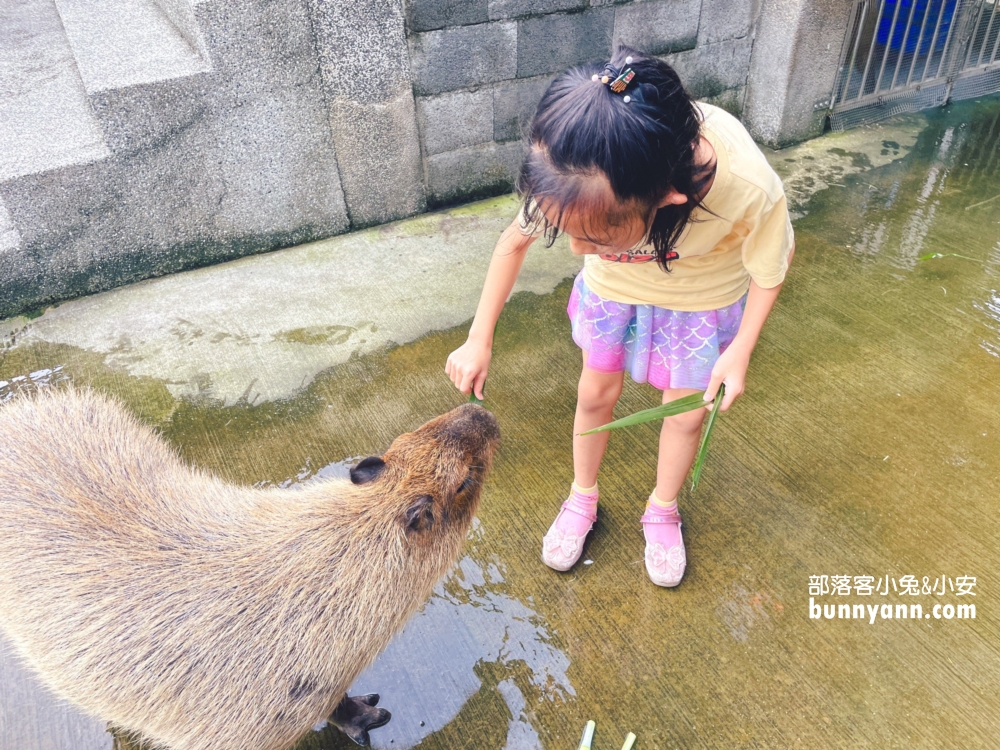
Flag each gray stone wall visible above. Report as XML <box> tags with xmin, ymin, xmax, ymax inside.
<box><xmin>743</xmin><ymin>0</ymin><xmax>851</xmax><ymax>147</ymax></box>
<box><xmin>2</xmin><ymin>0</ymin><xmax>839</xmax><ymax>318</ymax></box>
<box><xmin>409</xmin><ymin>0</ymin><xmax>755</xmax><ymax>206</ymax></box>
<box><xmin>1</xmin><ymin>0</ymin><xmax>352</xmax><ymax>319</ymax></box>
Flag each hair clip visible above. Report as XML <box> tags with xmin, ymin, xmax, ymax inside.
<box><xmin>594</xmin><ymin>62</ymin><xmax>636</xmax><ymax>100</ymax></box>
<box><xmin>610</xmin><ymin>68</ymin><xmax>634</xmax><ymax>93</ymax></box>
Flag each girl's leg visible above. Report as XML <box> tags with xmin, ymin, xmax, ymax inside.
<box><xmin>654</xmin><ymin>387</ymin><xmax>707</xmax><ymax>502</ymax></box>
<box><xmin>643</xmin><ymin>387</ymin><xmax>707</xmax><ymax>587</ymax></box>
<box><xmin>573</xmin><ymin>353</ymin><xmax>625</xmax><ymax>488</ymax></box>
<box><xmin>541</xmin><ymin>355</ymin><xmax>624</xmax><ymax>571</ymax></box>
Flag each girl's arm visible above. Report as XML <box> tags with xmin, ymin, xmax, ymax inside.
<box><xmin>705</xmin><ymin>244</ymin><xmax>794</xmax><ymax>411</ymax></box>
<box><xmin>446</xmin><ymin>219</ymin><xmax>537</xmax><ymax>399</ymax></box>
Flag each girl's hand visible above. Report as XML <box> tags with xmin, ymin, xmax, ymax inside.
<box><xmin>446</xmin><ymin>340</ymin><xmax>492</xmax><ymax>401</ymax></box>
<box><xmin>704</xmin><ymin>276</ymin><xmax>787</xmax><ymax>412</ymax></box>
<box><xmin>704</xmin><ymin>340</ymin><xmax>752</xmax><ymax>412</ymax></box>
<box><xmin>445</xmin><ymin>219</ymin><xmax>533</xmax><ymax>401</ymax></box>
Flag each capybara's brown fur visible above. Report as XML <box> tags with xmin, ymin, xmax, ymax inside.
<box><xmin>0</xmin><ymin>387</ymin><xmax>499</xmax><ymax>750</ymax></box>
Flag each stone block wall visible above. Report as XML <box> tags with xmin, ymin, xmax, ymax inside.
<box><xmin>0</xmin><ymin>0</ymin><xmax>352</xmax><ymax>320</ymax></box>
<box><xmin>2</xmin><ymin>0</ymin><xmax>842</xmax><ymax>318</ymax></box>
<box><xmin>407</xmin><ymin>0</ymin><xmax>754</xmax><ymax>206</ymax></box>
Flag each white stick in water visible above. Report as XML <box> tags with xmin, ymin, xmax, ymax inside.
<box><xmin>621</xmin><ymin>732</ymin><xmax>637</xmax><ymax>750</ymax></box>
<box><xmin>579</xmin><ymin>720</ymin><xmax>596</xmax><ymax>750</ymax></box>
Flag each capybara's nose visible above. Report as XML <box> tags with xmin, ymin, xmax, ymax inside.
<box><xmin>446</xmin><ymin>403</ymin><xmax>501</xmax><ymax>447</ymax></box>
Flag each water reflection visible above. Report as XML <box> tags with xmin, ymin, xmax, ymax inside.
<box><xmin>973</xmin><ymin>289</ymin><xmax>1000</xmax><ymax>357</ymax></box>
<box><xmin>350</xmin><ymin>544</ymin><xmax>574</xmax><ymax>749</ymax></box>
<box><xmin>293</xmin><ymin>461</ymin><xmax>575</xmax><ymax>748</ymax></box>
<box><xmin>1</xmin><ymin>636</ymin><xmax>113</xmax><ymax>750</ymax></box>
<box><xmin>834</xmin><ymin>101</ymin><xmax>1000</xmax><ymax>294</ymax></box>
<box><xmin>0</xmin><ymin>364</ymin><xmax>68</xmax><ymax>403</ymax></box>
<box><xmin>255</xmin><ymin>455</ymin><xmax>362</xmax><ymax>489</ymax></box>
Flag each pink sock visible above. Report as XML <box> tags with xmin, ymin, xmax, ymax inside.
<box><xmin>557</xmin><ymin>481</ymin><xmax>598</xmax><ymax>537</ymax></box>
<box><xmin>643</xmin><ymin>492</ymin><xmax>682</xmax><ymax>549</ymax></box>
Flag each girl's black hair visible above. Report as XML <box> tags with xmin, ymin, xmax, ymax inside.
<box><xmin>516</xmin><ymin>45</ymin><xmax>715</xmax><ymax>269</ymax></box>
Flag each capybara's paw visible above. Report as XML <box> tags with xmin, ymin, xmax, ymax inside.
<box><xmin>330</xmin><ymin>693</ymin><xmax>392</xmax><ymax>746</ymax></box>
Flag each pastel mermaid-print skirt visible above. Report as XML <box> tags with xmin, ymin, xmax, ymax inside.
<box><xmin>567</xmin><ymin>271</ymin><xmax>746</xmax><ymax>391</ymax></box>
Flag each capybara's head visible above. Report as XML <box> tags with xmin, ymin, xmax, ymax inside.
<box><xmin>340</xmin><ymin>403</ymin><xmax>500</xmax><ymax>583</ymax></box>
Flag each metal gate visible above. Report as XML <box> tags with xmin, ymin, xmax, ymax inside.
<box><xmin>830</xmin><ymin>0</ymin><xmax>1000</xmax><ymax>130</ymax></box>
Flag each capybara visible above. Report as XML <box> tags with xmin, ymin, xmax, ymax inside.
<box><xmin>0</xmin><ymin>387</ymin><xmax>500</xmax><ymax>749</ymax></box>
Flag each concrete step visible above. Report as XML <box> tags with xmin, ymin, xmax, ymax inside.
<box><xmin>0</xmin><ymin>0</ymin><xmax>111</xmax><ymax>181</ymax></box>
<box><xmin>53</xmin><ymin>0</ymin><xmax>208</xmax><ymax>94</ymax></box>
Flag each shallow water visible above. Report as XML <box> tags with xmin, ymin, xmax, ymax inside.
<box><xmin>3</xmin><ymin>97</ymin><xmax>1000</xmax><ymax>748</ymax></box>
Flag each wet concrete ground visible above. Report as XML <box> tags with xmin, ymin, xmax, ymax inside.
<box><xmin>2</xmin><ymin>99</ymin><xmax>999</xmax><ymax>748</ymax></box>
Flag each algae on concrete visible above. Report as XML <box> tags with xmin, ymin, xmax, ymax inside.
<box><xmin>0</xmin><ymin>195</ymin><xmax>579</xmax><ymax>406</ymax></box>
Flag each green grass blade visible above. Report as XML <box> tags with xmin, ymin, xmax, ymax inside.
<box><xmin>579</xmin><ymin>391</ymin><xmax>709</xmax><ymax>435</ymax></box>
<box><xmin>468</xmin><ymin>393</ymin><xmax>484</xmax><ymax>406</ymax></box>
<box><xmin>690</xmin><ymin>383</ymin><xmax>725</xmax><ymax>492</ymax></box>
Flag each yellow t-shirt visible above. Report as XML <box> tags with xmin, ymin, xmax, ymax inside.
<box><xmin>520</xmin><ymin>102</ymin><xmax>794</xmax><ymax>311</ymax></box>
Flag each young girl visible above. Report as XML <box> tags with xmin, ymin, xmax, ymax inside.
<box><xmin>445</xmin><ymin>46</ymin><xmax>794</xmax><ymax>587</ymax></box>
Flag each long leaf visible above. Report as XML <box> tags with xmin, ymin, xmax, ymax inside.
<box><xmin>579</xmin><ymin>391</ymin><xmax>710</xmax><ymax>435</ymax></box>
<box><xmin>690</xmin><ymin>383</ymin><xmax>725</xmax><ymax>491</ymax></box>
<box><xmin>468</xmin><ymin>393</ymin><xmax>484</xmax><ymax>406</ymax></box>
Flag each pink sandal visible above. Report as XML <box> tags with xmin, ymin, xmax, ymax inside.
<box><xmin>641</xmin><ymin>507</ymin><xmax>686</xmax><ymax>587</ymax></box>
<box><xmin>541</xmin><ymin>488</ymin><xmax>598</xmax><ymax>571</ymax></box>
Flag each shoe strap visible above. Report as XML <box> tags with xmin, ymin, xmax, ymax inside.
<box><xmin>640</xmin><ymin>511</ymin><xmax>682</xmax><ymax>525</ymax></box>
<box><xmin>562</xmin><ymin>498</ymin><xmax>598</xmax><ymax>523</ymax></box>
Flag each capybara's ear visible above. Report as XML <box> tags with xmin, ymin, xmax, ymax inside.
<box><xmin>350</xmin><ymin>456</ymin><xmax>386</xmax><ymax>485</ymax></box>
<box><xmin>405</xmin><ymin>495</ymin><xmax>434</xmax><ymax>532</ymax></box>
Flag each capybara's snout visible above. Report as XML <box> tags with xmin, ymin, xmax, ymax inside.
<box><xmin>438</xmin><ymin>403</ymin><xmax>500</xmax><ymax>457</ymax></box>
<box><xmin>449</xmin><ymin>403</ymin><xmax>500</xmax><ymax>441</ymax></box>
<box><xmin>404</xmin><ymin>403</ymin><xmax>501</xmax><ymax>465</ymax></box>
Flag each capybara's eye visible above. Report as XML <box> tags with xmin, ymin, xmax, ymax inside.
<box><xmin>405</xmin><ymin>495</ymin><xmax>434</xmax><ymax>532</ymax></box>
<box><xmin>457</xmin><ymin>474</ymin><xmax>474</xmax><ymax>494</ymax></box>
